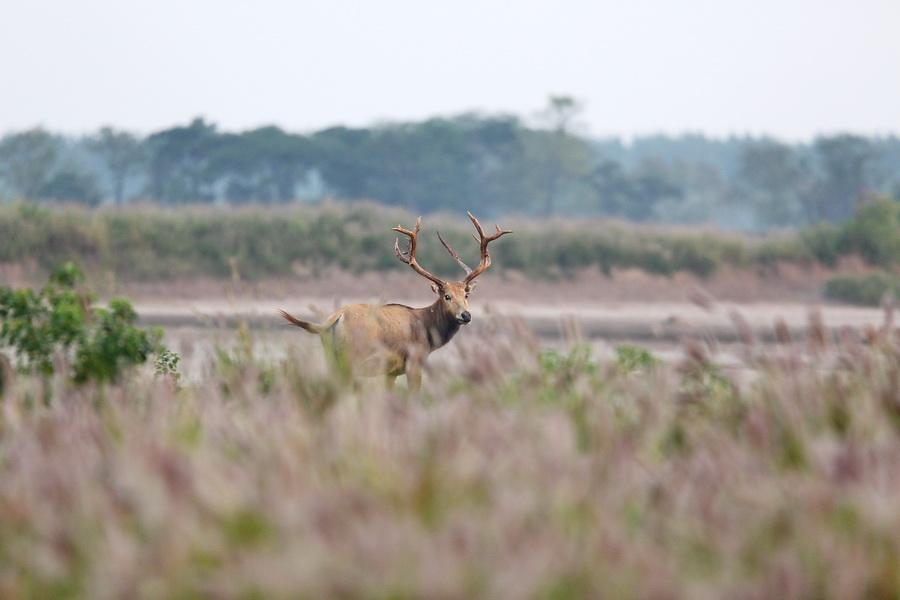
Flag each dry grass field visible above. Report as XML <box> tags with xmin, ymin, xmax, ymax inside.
<box><xmin>1</xmin><ymin>305</ymin><xmax>899</xmax><ymax>598</ymax></box>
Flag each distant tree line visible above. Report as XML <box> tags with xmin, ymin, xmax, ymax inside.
<box><xmin>1</xmin><ymin>98</ymin><xmax>898</xmax><ymax>230</ymax></box>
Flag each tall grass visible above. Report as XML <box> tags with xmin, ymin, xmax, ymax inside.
<box><xmin>0</xmin><ymin>202</ymin><xmax>818</xmax><ymax>282</ymax></box>
<box><xmin>1</xmin><ymin>313</ymin><xmax>899</xmax><ymax>598</ymax></box>
<box><xmin>4</xmin><ymin>200</ymin><xmax>899</xmax><ymax>285</ymax></box>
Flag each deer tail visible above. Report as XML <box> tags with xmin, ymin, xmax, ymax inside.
<box><xmin>278</xmin><ymin>309</ymin><xmax>326</xmax><ymax>334</ymax></box>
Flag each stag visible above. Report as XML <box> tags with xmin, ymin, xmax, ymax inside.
<box><xmin>279</xmin><ymin>212</ymin><xmax>512</xmax><ymax>390</ymax></box>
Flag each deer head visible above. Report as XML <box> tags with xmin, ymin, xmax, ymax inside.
<box><xmin>394</xmin><ymin>212</ymin><xmax>512</xmax><ymax>324</ymax></box>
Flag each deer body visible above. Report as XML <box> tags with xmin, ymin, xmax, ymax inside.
<box><xmin>280</xmin><ymin>213</ymin><xmax>510</xmax><ymax>390</ymax></box>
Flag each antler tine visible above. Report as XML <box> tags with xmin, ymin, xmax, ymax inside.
<box><xmin>392</xmin><ymin>216</ymin><xmax>420</xmax><ymax>264</ymax></box>
<box><xmin>391</xmin><ymin>217</ymin><xmax>445</xmax><ymax>287</ymax></box>
<box><xmin>393</xmin><ymin>238</ymin><xmax>411</xmax><ymax>263</ymax></box>
<box><xmin>436</xmin><ymin>231</ymin><xmax>472</xmax><ymax>275</ymax></box>
<box><xmin>463</xmin><ymin>211</ymin><xmax>513</xmax><ymax>285</ymax></box>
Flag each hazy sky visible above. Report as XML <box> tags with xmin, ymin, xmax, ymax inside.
<box><xmin>1</xmin><ymin>0</ymin><xmax>898</xmax><ymax>139</ymax></box>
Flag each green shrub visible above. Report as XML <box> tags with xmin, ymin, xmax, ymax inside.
<box><xmin>615</xmin><ymin>344</ymin><xmax>658</xmax><ymax>373</ymax></box>
<box><xmin>824</xmin><ymin>272</ymin><xmax>900</xmax><ymax>306</ymax></box>
<box><xmin>0</xmin><ymin>262</ymin><xmax>174</xmax><ymax>383</ymax></box>
<box><xmin>666</xmin><ymin>237</ymin><xmax>721</xmax><ymax>278</ymax></box>
<box><xmin>539</xmin><ymin>345</ymin><xmax>596</xmax><ymax>381</ymax></box>
<box><xmin>838</xmin><ymin>198</ymin><xmax>900</xmax><ymax>268</ymax></box>
<box><xmin>798</xmin><ymin>223</ymin><xmax>842</xmax><ymax>266</ymax></box>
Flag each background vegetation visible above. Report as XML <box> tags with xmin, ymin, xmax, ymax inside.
<box><xmin>1</xmin><ymin>199</ymin><xmax>897</xmax><ymax>294</ymax></box>
<box><xmin>825</xmin><ymin>273</ymin><xmax>900</xmax><ymax>306</ymax></box>
<box><xmin>0</xmin><ymin>263</ymin><xmax>169</xmax><ymax>387</ymax></box>
<box><xmin>2</xmin><ymin>98</ymin><xmax>899</xmax><ymax>231</ymax></box>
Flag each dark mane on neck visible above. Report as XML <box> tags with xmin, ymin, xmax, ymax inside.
<box><xmin>419</xmin><ymin>299</ymin><xmax>460</xmax><ymax>351</ymax></box>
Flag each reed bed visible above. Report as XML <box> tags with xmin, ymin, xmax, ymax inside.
<box><xmin>1</xmin><ymin>313</ymin><xmax>899</xmax><ymax>599</ymax></box>
<box><xmin>0</xmin><ymin>201</ymin><xmax>795</xmax><ymax>282</ymax></box>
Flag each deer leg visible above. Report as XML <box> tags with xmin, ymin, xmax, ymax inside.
<box><xmin>385</xmin><ymin>374</ymin><xmax>397</xmax><ymax>391</ymax></box>
<box><xmin>405</xmin><ymin>362</ymin><xmax>423</xmax><ymax>392</ymax></box>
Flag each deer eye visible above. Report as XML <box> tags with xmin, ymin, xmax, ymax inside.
<box><xmin>444</xmin><ymin>294</ymin><xmax>451</xmax><ymax>301</ymax></box>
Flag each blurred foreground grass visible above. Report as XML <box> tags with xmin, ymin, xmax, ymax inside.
<box><xmin>1</xmin><ymin>314</ymin><xmax>900</xmax><ymax>599</ymax></box>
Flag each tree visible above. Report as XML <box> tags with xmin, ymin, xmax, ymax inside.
<box><xmin>737</xmin><ymin>140</ymin><xmax>810</xmax><ymax>227</ymax></box>
<box><xmin>86</xmin><ymin>127</ymin><xmax>145</xmax><ymax>204</ymax></box>
<box><xmin>0</xmin><ymin>129</ymin><xmax>60</xmax><ymax>199</ymax></box>
<box><xmin>538</xmin><ymin>95</ymin><xmax>585</xmax><ymax>135</ymax></box>
<box><xmin>464</xmin><ymin>116</ymin><xmax>527</xmax><ymax>215</ymax></box>
<box><xmin>310</xmin><ymin>116</ymin><xmax>528</xmax><ymax>215</ymax></box>
<box><xmin>589</xmin><ymin>159</ymin><xmax>683</xmax><ymax>222</ymax></box>
<box><xmin>145</xmin><ymin>118</ymin><xmax>220</xmax><ymax>203</ymax></box>
<box><xmin>590</xmin><ymin>160</ymin><xmax>632</xmax><ymax>216</ymax></box>
<box><xmin>627</xmin><ymin>160</ymin><xmax>682</xmax><ymax>222</ymax></box>
<box><xmin>529</xmin><ymin>97</ymin><xmax>592</xmax><ymax>216</ymax></box>
<box><xmin>806</xmin><ymin>135</ymin><xmax>873</xmax><ymax>223</ymax></box>
<box><xmin>212</xmin><ymin>126</ymin><xmax>310</xmax><ymax>203</ymax></box>
<box><xmin>36</xmin><ymin>169</ymin><xmax>102</xmax><ymax>205</ymax></box>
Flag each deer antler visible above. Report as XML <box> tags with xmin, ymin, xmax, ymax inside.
<box><xmin>463</xmin><ymin>211</ymin><xmax>512</xmax><ymax>286</ymax></box>
<box><xmin>436</xmin><ymin>231</ymin><xmax>472</xmax><ymax>276</ymax></box>
<box><xmin>393</xmin><ymin>217</ymin><xmax>446</xmax><ymax>288</ymax></box>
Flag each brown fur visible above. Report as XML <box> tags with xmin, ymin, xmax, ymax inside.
<box><xmin>280</xmin><ymin>281</ymin><xmax>471</xmax><ymax>390</ymax></box>
<box><xmin>281</xmin><ymin>213</ymin><xmax>509</xmax><ymax>390</ymax></box>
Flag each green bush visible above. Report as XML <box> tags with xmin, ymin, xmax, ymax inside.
<box><xmin>666</xmin><ymin>237</ymin><xmax>722</xmax><ymax>278</ymax></box>
<box><xmin>0</xmin><ymin>262</ymin><xmax>173</xmax><ymax>383</ymax></box>
<box><xmin>615</xmin><ymin>344</ymin><xmax>658</xmax><ymax>373</ymax></box>
<box><xmin>824</xmin><ymin>272</ymin><xmax>900</xmax><ymax>306</ymax></box>
<box><xmin>838</xmin><ymin>198</ymin><xmax>900</xmax><ymax>268</ymax></box>
<box><xmin>798</xmin><ymin>223</ymin><xmax>843</xmax><ymax>266</ymax></box>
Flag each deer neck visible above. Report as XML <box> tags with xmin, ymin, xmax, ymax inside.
<box><xmin>419</xmin><ymin>300</ymin><xmax>461</xmax><ymax>351</ymax></box>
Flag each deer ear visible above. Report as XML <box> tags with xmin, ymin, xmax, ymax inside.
<box><xmin>431</xmin><ymin>283</ymin><xmax>440</xmax><ymax>294</ymax></box>
<box><xmin>466</xmin><ymin>281</ymin><xmax>478</xmax><ymax>293</ymax></box>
